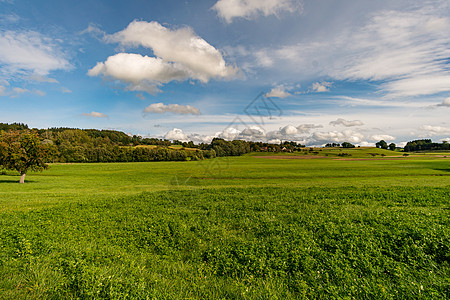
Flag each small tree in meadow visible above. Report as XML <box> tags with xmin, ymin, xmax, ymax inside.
<box><xmin>341</xmin><ymin>142</ymin><xmax>355</xmax><ymax>148</ymax></box>
<box><xmin>0</xmin><ymin>130</ymin><xmax>48</xmax><ymax>183</ymax></box>
<box><xmin>376</xmin><ymin>140</ymin><xmax>388</xmax><ymax>149</ymax></box>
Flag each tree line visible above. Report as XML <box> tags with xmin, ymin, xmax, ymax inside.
<box><xmin>404</xmin><ymin>139</ymin><xmax>450</xmax><ymax>152</ymax></box>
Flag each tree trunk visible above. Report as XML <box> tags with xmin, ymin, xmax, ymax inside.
<box><xmin>20</xmin><ymin>173</ymin><xmax>26</xmax><ymax>184</ymax></box>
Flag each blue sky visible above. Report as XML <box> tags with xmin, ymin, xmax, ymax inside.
<box><xmin>1</xmin><ymin>0</ymin><xmax>449</xmax><ymax>146</ymax></box>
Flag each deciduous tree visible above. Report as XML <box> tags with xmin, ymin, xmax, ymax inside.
<box><xmin>376</xmin><ymin>140</ymin><xmax>388</xmax><ymax>149</ymax></box>
<box><xmin>0</xmin><ymin>130</ymin><xmax>49</xmax><ymax>183</ymax></box>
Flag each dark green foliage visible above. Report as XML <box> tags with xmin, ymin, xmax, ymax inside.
<box><xmin>0</xmin><ymin>130</ymin><xmax>49</xmax><ymax>182</ymax></box>
<box><xmin>0</xmin><ymin>122</ymin><xmax>29</xmax><ymax>131</ymax></box>
<box><xmin>325</xmin><ymin>143</ymin><xmax>340</xmax><ymax>147</ymax></box>
<box><xmin>205</xmin><ymin>138</ymin><xmax>251</xmax><ymax>157</ymax></box>
<box><xmin>404</xmin><ymin>139</ymin><xmax>450</xmax><ymax>152</ymax></box>
<box><xmin>341</xmin><ymin>142</ymin><xmax>355</xmax><ymax>148</ymax></box>
<box><xmin>337</xmin><ymin>153</ymin><xmax>351</xmax><ymax>157</ymax></box>
<box><xmin>376</xmin><ymin>140</ymin><xmax>389</xmax><ymax>149</ymax></box>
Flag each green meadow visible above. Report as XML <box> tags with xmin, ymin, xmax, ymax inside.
<box><xmin>0</xmin><ymin>149</ymin><xmax>449</xmax><ymax>299</ymax></box>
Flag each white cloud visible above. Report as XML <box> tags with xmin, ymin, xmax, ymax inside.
<box><xmin>280</xmin><ymin>125</ymin><xmax>297</xmax><ymax>135</ymax></box>
<box><xmin>370</xmin><ymin>134</ymin><xmax>395</xmax><ymax>141</ymax></box>
<box><xmin>297</xmin><ymin>123</ymin><xmax>323</xmax><ymax>133</ymax></box>
<box><xmin>164</xmin><ymin>128</ymin><xmax>189</xmax><ymax>141</ymax></box>
<box><xmin>266</xmin><ymin>85</ymin><xmax>292</xmax><ymax>98</ymax></box>
<box><xmin>267</xmin><ymin>138</ymin><xmax>282</xmax><ymax>144</ymax></box>
<box><xmin>61</xmin><ymin>87</ymin><xmax>72</xmax><ymax>93</ymax></box>
<box><xmin>212</xmin><ymin>0</ymin><xmax>303</xmax><ymax>23</ymax></box>
<box><xmin>217</xmin><ymin>127</ymin><xmax>241</xmax><ymax>140</ymax></box>
<box><xmin>437</xmin><ymin>97</ymin><xmax>450</xmax><ymax>107</ymax></box>
<box><xmin>187</xmin><ymin>133</ymin><xmax>215</xmax><ymax>144</ymax></box>
<box><xmin>0</xmin><ymin>30</ymin><xmax>71</xmax><ymax>77</ymax></box>
<box><xmin>311</xmin><ymin>81</ymin><xmax>332</xmax><ymax>92</ymax></box>
<box><xmin>0</xmin><ymin>85</ymin><xmax>6</xmax><ymax>96</ymax></box>
<box><xmin>82</xmin><ymin>111</ymin><xmax>108</xmax><ymax>118</ymax></box>
<box><xmin>91</xmin><ymin>20</ymin><xmax>237</xmax><ymax>94</ymax></box>
<box><xmin>419</xmin><ymin>125</ymin><xmax>450</xmax><ymax>135</ymax></box>
<box><xmin>143</xmin><ymin>103</ymin><xmax>201</xmax><ymax>115</ymax></box>
<box><xmin>311</xmin><ymin>129</ymin><xmax>364</xmax><ymax>144</ymax></box>
<box><xmin>88</xmin><ymin>53</ymin><xmax>190</xmax><ymax>94</ymax></box>
<box><xmin>329</xmin><ymin>118</ymin><xmax>364</xmax><ymax>127</ymax></box>
<box><xmin>213</xmin><ymin>123</ymin><xmax>323</xmax><ymax>142</ymax></box>
<box><xmin>240</xmin><ymin>126</ymin><xmax>266</xmax><ymax>139</ymax></box>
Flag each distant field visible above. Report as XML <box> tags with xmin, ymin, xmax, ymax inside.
<box><xmin>0</xmin><ymin>150</ymin><xmax>449</xmax><ymax>298</ymax></box>
<box><xmin>134</xmin><ymin>144</ymin><xmax>199</xmax><ymax>151</ymax></box>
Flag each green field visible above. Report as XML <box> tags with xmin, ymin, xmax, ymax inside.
<box><xmin>0</xmin><ymin>150</ymin><xmax>449</xmax><ymax>299</ymax></box>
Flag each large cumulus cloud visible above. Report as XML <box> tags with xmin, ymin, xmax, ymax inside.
<box><xmin>89</xmin><ymin>21</ymin><xmax>238</xmax><ymax>94</ymax></box>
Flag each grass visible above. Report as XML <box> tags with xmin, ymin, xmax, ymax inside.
<box><xmin>0</xmin><ymin>151</ymin><xmax>449</xmax><ymax>299</ymax></box>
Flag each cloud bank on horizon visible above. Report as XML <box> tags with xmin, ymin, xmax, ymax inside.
<box><xmin>0</xmin><ymin>0</ymin><xmax>449</xmax><ymax>146</ymax></box>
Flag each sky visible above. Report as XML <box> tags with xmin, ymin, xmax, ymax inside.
<box><xmin>1</xmin><ymin>0</ymin><xmax>450</xmax><ymax>146</ymax></box>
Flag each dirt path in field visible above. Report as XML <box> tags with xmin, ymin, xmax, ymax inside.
<box><xmin>254</xmin><ymin>155</ymin><xmax>449</xmax><ymax>161</ymax></box>
<box><xmin>253</xmin><ymin>156</ymin><xmax>327</xmax><ymax>159</ymax></box>
<box><xmin>334</xmin><ymin>158</ymin><xmax>405</xmax><ymax>161</ymax></box>
<box><xmin>335</xmin><ymin>155</ymin><xmax>449</xmax><ymax>161</ymax></box>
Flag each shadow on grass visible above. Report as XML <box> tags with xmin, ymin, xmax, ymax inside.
<box><xmin>0</xmin><ymin>178</ymin><xmax>37</xmax><ymax>184</ymax></box>
<box><xmin>0</xmin><ymin>179</ymin><xmax>20</xmax><ymax>184</ymax></box>
<box><xmin>434</xmin><ymin>168</ymin><xmax>450</xmax><ymax>172</ymax></box>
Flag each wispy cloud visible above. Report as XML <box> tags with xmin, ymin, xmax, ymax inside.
<box><xmin>332</xmin><ymin>96</ymin><xmax>431</xmax><ymax>108</ymax></box>
<box><xmin>0</xmin><ymin>30</ymin><xmax>71</xmax><ymax>77</ymax></box>
<box><xmin>26</xmin><ymin>74</ymin><xmax>59</xmax><ymax>83</ymax></box>
<box><xmin>311</xmin><ymin>81</ymin><xmax>332</xmax><ymax>92</ymax></box>
<box><xmin>82</xmin><ymin>111</ymin><xmax>108</xmax><ymax>118</ymax></box>
<box><xmin>329</xmin><ymin>118</ymin><xmax>364</xmax><ymax>127</ymax></box>
<box><xmin>333</xmin><ymin>7</ymin><xmax>450</xmax><ymax>98</ymax></box>
<box><xmin>266</xmin><ymin>85</ymin><xmax>292</xmax><ymax>98</ymax></box>
<box><xmin>6</xmin><ymin>87</ymin><xmax>46</xmax><ymax>98</ymax></box>
<box><xmin>61</xmin><ymin>87</ymin><xmax>72</xmax><ymax>93</ymax></box>
<box><xmin>237</xmin><ymin>4</ymin><xmax>450</xmax><ymax>98</ymax></box>
<box><xmin>419</xmin><ymin>124</ymin><xmax>450</xmax><ymax>135</ymax></box>
<box><xmin>0</xmin><ymin>13</ymin><xmax>20</xmax><ymax>24</ymax></box>
<box><xmin>144</xmin><ymin>102</ymin><xmax>201</xmax><ymax>115</ymax></box>
<box><xmin>212</xmin><ymin>0</ymin><xmax>303</xmax><ymax>23</ymax></box>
